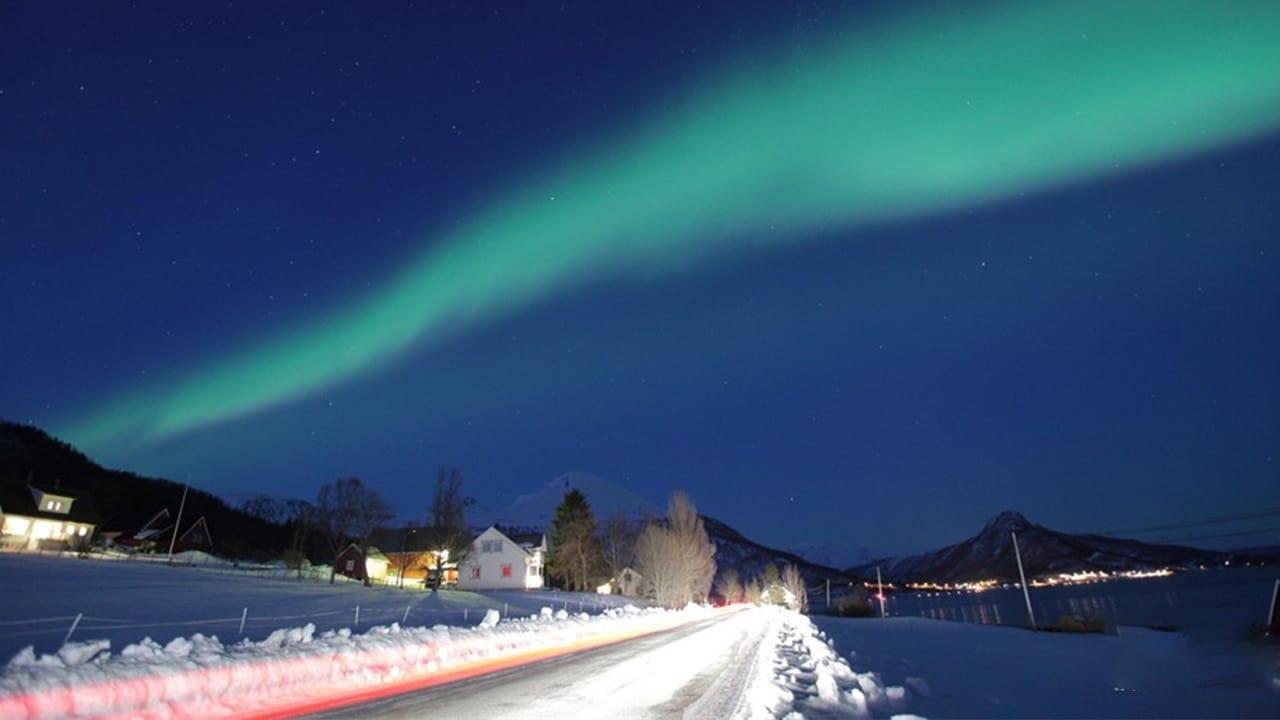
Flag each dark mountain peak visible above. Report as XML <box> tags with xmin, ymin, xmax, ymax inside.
<box><xmin>983</xmin><ymin>510</ymin><xmax>1031</xmax><ymax>532</ymax></box>
<box><xmin>851</xmin><ymin>509</ymin><xmax>1242</xmax><ymax>584</ymax></box>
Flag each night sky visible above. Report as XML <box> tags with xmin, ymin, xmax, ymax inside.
<box><xmin>3</xmin><ymin>1</ymin><xmax>1278</xmax><ymax>558</ymax></box>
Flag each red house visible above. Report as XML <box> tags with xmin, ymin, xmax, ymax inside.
<box><xmin>334</xmin><ymin>543</ymin><xmax>389</xmax><ymax>582</ymax></box>
<box><xmin>111</xmin><ymin>509</ymin><xmax>214</xmax><ymax>553</ymax></box>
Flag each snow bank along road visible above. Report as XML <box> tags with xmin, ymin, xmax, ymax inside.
<box><xmin>0</xmin><ymin>603</ymin><xmax>915</xmax><ymax>719</ymax></box>
<box><xmin>0</xmin><ymin>553</ymin><xmax>637</xmax><ymax>661</ymax></box>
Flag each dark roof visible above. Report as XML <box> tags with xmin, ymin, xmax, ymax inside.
<box><xmin>0</xmin><ymin>483</ymin><xmax>101</xmax><ymax>525</ymax></box>
<box><xmin>492</xmin><ymin>525</ymin><xmax>545</xmax><ymax>548</ymax></box>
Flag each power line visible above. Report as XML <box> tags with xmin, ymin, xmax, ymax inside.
<box><xmin>1150</xmin><ymin>526</ymin><xmax>1280</xmax><ymax>544</ymax></box>
<box><xmin>1093</xmin><ymin>507</ymin><xmax>1280</xmax><ymax>536</ymax></box>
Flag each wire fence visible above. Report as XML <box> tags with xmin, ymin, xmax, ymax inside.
<box><xmin>0</xmin><ymin>596</ymin><xmax>617</xmax><ymax>652</ymax></box>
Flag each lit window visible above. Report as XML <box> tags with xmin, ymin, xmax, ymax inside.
<box><xmin>2</xmin><ymin>516</ymin><xmax>31</xmax><ymax>536</ymax></box>
<box><xmin>501</xmin><ymin>564</ymin><xmax>512</xmax><ymax>578</ymax></box>
<box><xmin>78</xmin><ymin>526</ymin><xmax>88</xmax><ymax>536</ymax></box>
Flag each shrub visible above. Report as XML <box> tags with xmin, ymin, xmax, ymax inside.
<box><xmin>835</xmin><ymin>588</ymin><xmax>872</xmax><ymax>617</ymax></box>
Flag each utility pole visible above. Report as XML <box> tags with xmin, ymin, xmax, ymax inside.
<box><xmin>167</xmin><ymin>481</ymin><xmax>189</xmax><ymax>564</ymax></box>
<box><xmin>1011</xmin><ymin>530</ymin><xmax>1037</xmax><ymax>629</ymax></box>
<box><xmin>398</xmin><ymin>527</ymin><xmax>416</xmax><ymax>589</ymax></box>
<box><xmin>876</xmin><ymin>566</ymin><xmax>888</xmax><ymax>618</ymax></box>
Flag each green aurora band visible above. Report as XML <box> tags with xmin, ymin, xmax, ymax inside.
<box><xmin>66</xmin><ymin>0</ymin><xmax>1280</xmax><ymax>449</ymax></box>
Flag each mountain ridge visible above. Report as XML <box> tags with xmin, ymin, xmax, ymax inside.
<box><xmin>849</xmin><ymin>510</ymin><xmax>1254</xmax><ymax>584</ymax></box>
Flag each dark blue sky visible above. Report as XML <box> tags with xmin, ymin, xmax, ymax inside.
<box><xmin>2</xmin><ymin>2</ymin><xmax>1278</xmax><ymax>557</ymax></box>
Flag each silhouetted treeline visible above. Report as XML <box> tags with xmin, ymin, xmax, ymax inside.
<box><xmin>0</xmin><ymin>421</ymin><xmax>290</xmax><ymax>558</ymax></box>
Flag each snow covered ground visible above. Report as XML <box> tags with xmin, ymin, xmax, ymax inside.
<box><xmin>0</xmin><ymin>604</ymin><xmax>718</xmax><ymax>719</ymax></box>
<box><xmin>814</xmin><ymin>615</ymin><xmax>1280</xmax><ymax>718</ymax></box>
<box><xmin>737</xmin><ymin>608</ymin><xmax>917</xmax><ymax>720</ymax></box>
<box><xmin>0</xmin><ymin>602</ymin><xmax>913</xmax><ymax>720</ymax></box>
<box><xmin>0</xmin><ymin>553</ymin><xmax>639</xmax><ymax>661</ymax></box>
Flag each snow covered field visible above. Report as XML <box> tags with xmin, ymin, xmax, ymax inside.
<box><xmin>815</xmin><ymin>615</ymin><xmax>1280</xmax><ymax>718</ymax></box>
<box><xmin>0</xmin><ymin>553</ymin><xmax>638</xmax><ymax>661</ymax></box>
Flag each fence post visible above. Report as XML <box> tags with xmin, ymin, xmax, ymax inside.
<box><xmin>1011</xmin><ymin>531</ymin><xmax>1037</xmax><ymax>629</ymax></box>
<box><xmin>354</xmin><ymin>605</ymin><xmax>360</xmax><ymax>629</ymax></box>
<box><xmin>464</xmin><ymin>608</ymin><xmax>469</xmax><ymax>623</ymax></box>
<box><xmin>503</xmin><ymin>602</ymin><xmax>508</xmax><ymax>617</ymax></box>
<box><xmin>63</xmin><ymin>613</ymin><xmax>82</xmax><ymax>645</ymax></box>
<box><xmin>239</xmin><ymin>607</ymin><xmax>248</xmax><ymax>637</ymax></box>
<box><xmin>402</xmin><ymin>605</ymin><xmax>412</xmax><ymax>625</ymax></box>
<box><xmin>826</xmin><ymin>579</ymin><xmax>830</xmax><ymax>609</ymax></box>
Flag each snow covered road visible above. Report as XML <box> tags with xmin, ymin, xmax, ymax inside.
<box><xmin>1</xmin><ymin>602</ymin><xmax>905</xmax><ymax>719</ymax></box>
<box><xmin>318</xmin><ymin>608</ymin><xmax>765</xmax><ymax>719</ymax></box>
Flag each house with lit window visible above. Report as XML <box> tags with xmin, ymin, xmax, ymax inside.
<box><xmin>456</xmin><ymin>525</ymin><xmax>546</xmax><ymax>591</ymax></box>
<box><xmin>334</xmin><ymin>543</ymin><xmax>389</xmax><ymax>583</ymax></box>
<box><xmin>0</xmin><ymin>483</ymin><xmax>100</xmax><ymax>551</ymax></box>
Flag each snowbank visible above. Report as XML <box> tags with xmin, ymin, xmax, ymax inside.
<box><xmin>736</xmin><ymin>607</ymin><xmax>915</xmax><ymax>719</ymax></box>
<box><xmin>0</xmin><ymin>604</ymin><xmax>712</xmax><ymax>719</ymax></box>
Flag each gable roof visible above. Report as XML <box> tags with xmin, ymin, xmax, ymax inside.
<box><xmin>178</xmin><ymin>516</ymin><xmax>213</xmax><ymax>545</ymax></box>
<box><xmin>0</xmin><ymin>483</ymin><xmax>101</xmax><ymax>525</ymax></box>
<box><xmin>337</xmin><ymin>542</ymin><xmax>388</xmax><ymax>562</ymax></box>
<box><xmin>477</xmin><ymin>525</ymin><xmax>545</xmax><ymax>555</ymax></box>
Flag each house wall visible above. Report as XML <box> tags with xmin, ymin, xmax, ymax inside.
<box><xmin>334</xmin><ymin>546</ymin><xmax>367</xmax><ymax>581</ymax></box>
<box><xmin>456</xmin><ymin>527</ymin><xmax>544</xmax><ymax>591</ymax></box>
<box><xmin>0</xmin><ymin>514</ymin><xmax>94</xmax><ymax>550</ymax></box>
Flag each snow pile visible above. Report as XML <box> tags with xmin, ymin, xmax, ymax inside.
<box><xmin>736</xmin><ymin>607</ymin><xmax>918</xmax><ymax>719</ymax></box>
<box><xmin>0</xmin><ymin>603</ymin><xmax>707</xmax><ymax>719</ymax></box>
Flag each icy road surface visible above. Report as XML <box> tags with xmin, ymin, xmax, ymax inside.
<box><xmin>316</xmin><ymin>608</ymin><xmax>765</xmax><ymax>719</ymax></box>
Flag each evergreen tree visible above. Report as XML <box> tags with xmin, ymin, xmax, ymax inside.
<box><xmin>548</xmin><ymin>489</ymin><xmax>604</xmax><ymax>591</ymax></box>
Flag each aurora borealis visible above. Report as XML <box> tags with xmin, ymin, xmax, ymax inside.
<box><xmin>4</xmin><ymin>1</ymin><xmax>1279</xmax><ymax>552</ymax></box>
<box><xmin>60</xmin><ymin>0</ymin><xmax>1280</xmax><ymax>448</ymax></box>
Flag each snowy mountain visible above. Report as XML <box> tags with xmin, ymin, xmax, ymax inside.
<box><xmin>701</xmin><ymin>516</ymin><xmax>854</xmax><ymax>587</ymax></box>
<box><xmin>468</xmin><ymin>471</ymin><xmax>660</xmax><ymax>530</ymax></box>
<box><xmin>849</xmin><ymin>511</ymin><xmax>1246</xmax><ymax>584</ymax></box>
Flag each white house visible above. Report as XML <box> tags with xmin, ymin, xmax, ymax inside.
<box><xmin>456</xmin><ymin>526</ymin><xmax>546</xmax><ymax>591</ymax></box>
<box><xmin>0</xmin><ymin>483</ymin><xmax>100</xmax><ymax>551</ymax></box>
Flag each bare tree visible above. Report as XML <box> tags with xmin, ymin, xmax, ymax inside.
<box><xmin>635</xmin><ymin>491</ymin><xmax>717</xmax><ymax>608</ymax></box>
<box><xmin>714</xmin><ymin>567</ymin><xmax>743</xmax><ymax>604</ymax></box>
<box><xmin>667</xmin><ymin>492</ymin><xmax>716</xmax><ymax>603</ymax></box>
<box><xmin>601</xmin><ymin>512</ymin><xmax>635</xmax><ymax>586</ymax></box>
<box><xmin>426</xmin><ymin>467</ymin><xmax>471</xmax><ymax>589</ymax></box>
<box><xmin>315</xmin><ymin>477</ymin><xmax>392</xmax><ymax>585</ymax></box>
<box><xmin>781</xmin><ymin>563</ymin><xmax>808</xmax><ymax>612</ymax></box>
<box><xmin>635</xmin><ymin>522</ymin><xmax>683</xmax><ymax>607</ymax></box>
<box><xmin>352</xmin><ymin>485</ymin><xmax>394</xmax><ymax>586</ymax></box>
